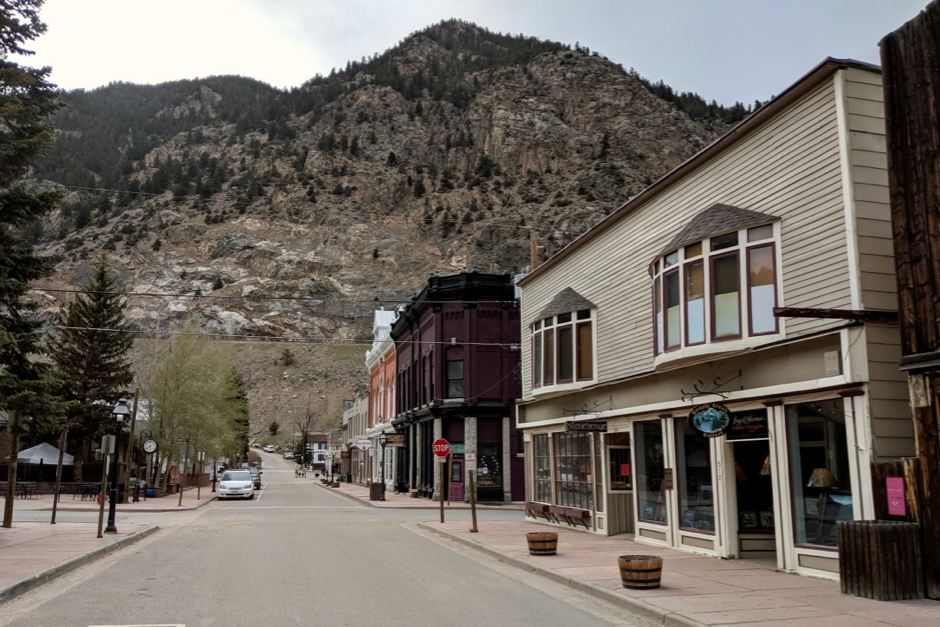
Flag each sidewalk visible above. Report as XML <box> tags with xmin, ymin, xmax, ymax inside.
<box><xmin>36</xmin><ymin>485</ymin><xmax>216</xmax><ymax>513</ymax></box>
<box><xmin>0</xmin><ymin>521</ymin><xmax>158</xmax><ymax>604</ymax></box>
<box><xmin>313</xmin><ymin>478</ymin><xmax>523</xmax><ymax>510</ymax></box>
<box><xmin>420</xmin><ymin>519</ymin><xmax>940</xmax><ymax>626</ymax></box>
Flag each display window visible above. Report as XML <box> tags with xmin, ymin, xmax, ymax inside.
<box><xmin>553</xmin><ymin>433</ymin><xmax>593</xmax><ymax>510</ymax></box>
<box><xmin>635</xmin><ymin>420</ymin><xmax>667</xmax><ymax>523</ymax></box>
<box><xmin>675</xmin><ymin>419</ymin><xmax>715</xmax><ymax>532</ymax></box>
<box><xmin>786</xmin><ymin>399</ymin><xmax>853</xmax><ymax>548</ymax></box>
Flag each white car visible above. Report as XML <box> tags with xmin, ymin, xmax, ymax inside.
<box><xmin>283</xmin><ymin>451</ymin><xmax>294</xmax><ymax>460</ymax></box>
<box><xmin>263</xmin><ymin>445</ymin><xmax>275</xmax><ymax>453</ymax></box>
<box><xmin>218</xmin><ymin>470</ymin><xmax>254</xmax><ymax>500</ymax></box>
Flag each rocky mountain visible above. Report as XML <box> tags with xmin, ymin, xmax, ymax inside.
<box><xmin>22</xmin><ymin>20</ymin><xmax>744</xmax><ymax>348</ymax></box>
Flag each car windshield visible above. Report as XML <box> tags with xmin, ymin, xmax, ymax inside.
<box><xmin>222</xmin><ymin>471</ymin><xmax>251</xmax><ymax>481</ymax></box>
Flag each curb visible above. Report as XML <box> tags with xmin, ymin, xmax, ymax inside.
<box><xmin>418</xmin><ymin>523</ymin><xmax>705</xmax><ymax>627</ymax></box>
<box><xmin>42</xmin><ymin>494</ymin><xmax>218</xmax><ymax>514</ymax></box>
<box><xmin>0</xmin><ymin>525</ymin><xmax>160</xmax><ymax>605</ymax></box>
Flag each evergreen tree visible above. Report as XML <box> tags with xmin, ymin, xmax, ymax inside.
<box><xmin>0</xmin><ymin>0</ymin><xmax>67</xmax><ymax>528</ymax></box>
<box><xmin>225</xmin><ymin>368</ymin><xmax>250</xmax><ymax>463</ymax></box>
<box><xmin>46</xmin><ymin>259</ymin><xmax>135</xmax><ymax>481</ymax></box>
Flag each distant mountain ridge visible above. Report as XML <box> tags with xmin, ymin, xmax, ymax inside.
<box><xmin>26</xmin><ymin>19</ymin><xmax>744</xmax><ymax>343</ymax></box>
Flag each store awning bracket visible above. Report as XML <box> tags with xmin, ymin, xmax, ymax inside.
<box><xmin>562</xmin><ymin>396</ymin><xmax>613</xmax><ymax>416</ymax></box>
<box><xmin>681</xmin><ymin>370</ymin><xmax>743</xmax><ymax>403</ymax></box>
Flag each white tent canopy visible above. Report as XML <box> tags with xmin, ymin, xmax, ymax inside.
<box><xmin>16</xmin><ymin>442</ymin><xmax>74</xmax><ymax>466</ymax></box>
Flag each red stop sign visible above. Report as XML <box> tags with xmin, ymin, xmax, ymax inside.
<box><xmin>432</xmin><ymin>438</ymin><xmax>450</xmax><ymax>458</ymax></box>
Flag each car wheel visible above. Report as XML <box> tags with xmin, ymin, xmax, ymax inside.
<box><xmin>248</xmin><ymin>493</ymin><xmax>254</xmax><ymax>500</ymax></box>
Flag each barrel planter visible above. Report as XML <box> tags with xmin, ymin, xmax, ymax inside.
<box><xmin>526</xmin><ymin>532</ymin><xmax>559</xmax><ymax>555</ymax></box>
<box><xmin>618</xmin><ymin>555</ymin><xmax>663</xmax><ymax>589</ymax></box>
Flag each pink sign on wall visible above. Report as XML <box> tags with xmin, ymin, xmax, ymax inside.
<box><xmin>886</xmin><ymin>477</ymin><xmax>906</xmax><ymax>516</ymax></box>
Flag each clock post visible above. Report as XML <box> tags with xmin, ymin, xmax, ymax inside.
<box><xmin>139</xmin><ymin>430</ymin><xmax>158</xmax><ymax>501</ymax></box>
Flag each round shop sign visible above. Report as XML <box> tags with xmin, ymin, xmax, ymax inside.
<box><xmin>689</xmin><ymin>402</ymin><xmax>731</xmax><ymax>438</ymax></box>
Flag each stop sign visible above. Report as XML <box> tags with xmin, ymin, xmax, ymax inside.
<box><xmin>432</xmin><ymin>438</ymin><xmax>450</xmax><ymax>458</ymax></box>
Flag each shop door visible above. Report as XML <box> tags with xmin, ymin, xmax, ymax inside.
<box><xmin>729</xmin><ymin>439</ymin><xmax>777</xmax><ymax>563</ymax></box>
<box><xmin>476</xmin><ymin>442</ymin><xmax>503</xmax><ymax>501</ymax></box>
<box><xmin>606</xmin><ymin>434</ymin><xmax>634</xmax><ymax>535</ymax></box>
<box><xmin>449</xmin><ymin>457</ymin><xmax>464</xmax><ymax>501</ymax></box>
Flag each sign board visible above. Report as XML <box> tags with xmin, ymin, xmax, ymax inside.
<box><xmin>432</xmin><ymin>438</ymin><xmax>450</xmax><ymax>458</ymax></box>
<box><xmin>101</xmin><ymin>434</ymin><xmax>115</xmax><ymax>455</ymax></box>
<box><xmin>355</xmin><ymin>438</ymin><xmax>373</xmax><ymax>450</ymax></box>
<box><xmin>726</xmin><ymin>410</ymin><xmax>770</xmax><ymax>440</ymax></box>
<box><xmin>887</xmin><ymin>477</ymin><xmax>906</xmax><ymax>516</ymax></box>
<box><xmin>689</xmin><ymin>402</ymin><xmax>731</xmax><ymax>438</ymax></box>
<box><xmin>368</xmin><ymin>447</ymin><xmax>375</xmax><ymax>457</ymax></box>
<box><xmin>340</xmin><ymin>451</ymin><xmax>350</xmax><ymax>459</ymax></box>
<box><xmin>465</xmin><ymin>452</ymin><xmax>476</xmax><ymax>471</ymax></box>
<box><xmin>565</xmin><ymin>421</ymin><xmax>607</xmax><ymax>433</ymax></box>
<box><xmin>176</xmin><ymin>437</ymin><xmax>189</xmax><ymax>443</ymax></box>
<box><xmin>385</xmin><ymin>434</ymin><xmax>405</xmax><ymax>447</ymax></box>
<box><xmin>450</xmin><ymin>443</ymin><xmax>465</xmax><ymax>454</ymax></box>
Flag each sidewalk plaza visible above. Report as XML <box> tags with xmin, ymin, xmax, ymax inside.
<box><xmin>1</xmin><ymin>479</ymin><xmax>939</xmax><ymax>625</ymax></box>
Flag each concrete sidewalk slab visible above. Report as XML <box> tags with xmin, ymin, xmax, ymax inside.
<box><xmin>0</xmin><ymin>522</ymin><xmax>158</xmax><ymax>605</ymax></box>
<box><xmin>27</xmin><ymin>485</ymin><xmax>217</xmax><ymax>513</ymax></box>
<box><xmin>419</xmin><ymin>519</ymin><xmax>940</xmax><ymax>627</ymax></box>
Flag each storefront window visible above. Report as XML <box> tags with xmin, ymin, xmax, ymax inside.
<box><xmin>534</xmin><ymin>434</ymin><xmax>551</xmax><ymax>503</ymax></box>
<box><xmin>676</xmin><ymin>419</ymin><xmax>714</xmax><ymax>532</ymax></box>
<box><xmin>635</xmin><ymin>420</ymin><xmax>667</xmax><ymax>523</ymax></box>
<box><xmin>477</xmin><ymin>442</ymin><xmax>503</xmax><ymax>491</ymax></box>
<box><xmin>787</xmin><ymin>399</ymin><xmax>853</xmax><ymax>547</ymax></box>
<box><xmin>607</xmin><ymin>432</ymin><xmax>632</xmax><ymax>491</ymax></box>
<box><xmin>554</xmin><ymin>433</ymin><xmax>593</xmax><ymax>510</ymax></box>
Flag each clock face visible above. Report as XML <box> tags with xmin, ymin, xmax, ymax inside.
<box><xmin>143</xmin><ymin>439</ymin><xmax>158</xmax><ymax>454</ymax></box>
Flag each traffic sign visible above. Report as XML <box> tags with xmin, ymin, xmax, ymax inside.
<box><xmin>432</xmin><ymin>438</ymin><xmax>450</xmax><ymax>458</ymax></box>
<box><xmin>465</xmin><ymin>452</ymin><xmax>476</xmax><ymax>471</ymax></box>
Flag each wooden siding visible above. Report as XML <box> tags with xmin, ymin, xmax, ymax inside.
<box><xmin>866</xmin><ymin>323</ymin><xmax>915</xmax><ymax>460</ymax></box>
<box><xmin>844</xmin><ymin>68</ymin><xmax>898</xmax><ymax>312</ymax></box>
<box><xmin>521</xmin><ymin>78</ymin><xmax>851</xmax><ymax>395</ymax></box>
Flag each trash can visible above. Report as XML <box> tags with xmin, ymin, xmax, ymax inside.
<box><xmin>838</xmin><ymin>520</ymin><xmax>923</xmax><ymax>600</ymax></box>
<box><xmin>369</xmin><ymin>483</ymin><xmax>384</xmax><ymax>501</ymax></box>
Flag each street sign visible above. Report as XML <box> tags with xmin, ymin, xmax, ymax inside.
<box><xmin>432</xmin><ymin>438</ymin><xmax>450</xmax><ymax>458</ymax></box>
<box><xmin>465</xmin><ymin>452</ymin><xmax>476</xmax><ymax>471</ymax></box>
<box><xmin>355</xmin><ymin>438</ymin><xmax>373</xmax><ymax>450</ymax></box>
<box><xmin>385</xmin><ymin>434</ymin><xmax>405</xmax><ymax>447</ymax></box>
<box><xmin>176</xmin><ymin>437</ymin><xmax>188</xmax><ymax>443</ymax></box>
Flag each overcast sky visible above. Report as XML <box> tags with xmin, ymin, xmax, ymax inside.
<box><xmin>25</xmin><ymin>0</ymin><xmax>927</xmax><ymax>105</ymax></box>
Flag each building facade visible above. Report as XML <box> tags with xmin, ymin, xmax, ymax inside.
<box><xmin>391</xmin><ymin>270</ymin><xmax>523</xmax><ymax>502</ymax></box>
<box><xmin>342</xmin><ymin>394</ymin><xmax>369</xmax><ymax>484</ymax></box>
<box><xmin>517</xmin><ymin>59</ymin><xmax>911</xmax><ymax>580</ymax></box>
<box><xmin>365</xmin><ymin>309</ymin><xmax>399</xmax><ymax>492</ymax></box>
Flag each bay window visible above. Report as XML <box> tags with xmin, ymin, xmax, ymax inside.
<box><xmin>651</xmin><ymin>222</ymin><xmax>779</xmax><ymax>357</ymax></box>
<box><xmin>532</xmin><ymin>308</ymin><xmax>595</xmax><ymax>389</ymax></box>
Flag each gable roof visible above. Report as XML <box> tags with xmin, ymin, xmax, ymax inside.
<box><xmin>518</xmin><ymin>57</ymin><xmax>880</xmax><ymax>287</ymax></box>
<box><xmin>537</xmin><ymin>287</ymin><xmax>596</xmax><ymax>320</ymax></box>
<box><xmin>660</xmin><ymin>203</ymin><xmax>778</xmax><ymax>255</ymax></box>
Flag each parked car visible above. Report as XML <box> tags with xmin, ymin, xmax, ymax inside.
<box><xmin>218</xmin><ymin>470</ymin><xmax>254</xmax><ymax>500</ymax></box>
<box><xmin>283</xmin><ymin>451</ymin><xmax>294</xmax><ymax>460</ymax></box>
<box><xmin>248</xmin><ymin>466</ymin><xmax>262</xmax><ymax>489</ymax></box>
<box><xmin>263</xmin><ymin>445</ymin><xmax>275</xmax><ymax>453</ymax></box>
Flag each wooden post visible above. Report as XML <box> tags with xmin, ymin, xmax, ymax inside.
<box><xmin>51</xmin><ymin>427</ymin><xmax>68</xmax><ymax>524</ymax></box>
<box><xmin>178</xmin><ymin>434</ymin><xmax>190</xmax><ymax>507</ymax></box>
<box><xmin>2</xmin><ymin>413</ymin><xmax>19</xmax><ymax>528</ymax></box>
<box><xmin>439</xmin><ymin>460</ymin><xmax>445</xmax><ymax>524</ymax></box>
<box><xmin>469</xmin><ymin>469</ymin><xmax>478</xmax><ymax>533</ymax></box>
<box><xmin>447</xmin><ymin>454</ymin><xmax>452</xmax><ymax>506</ymax></box>
<box><xmin>97</xmin><ymin>448</ymin><xmax>108</xmax><ymax>538</ymax></box>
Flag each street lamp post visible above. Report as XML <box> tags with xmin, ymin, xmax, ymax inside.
<box><xmin>105</xmin><ymin>398</ymin><xmax>131</xmax><ymax>534</ymax></box>
<box><xmin>378</xmin><ymin>433</ymin><xmax>388</xmax><ymax>501</ymax></box>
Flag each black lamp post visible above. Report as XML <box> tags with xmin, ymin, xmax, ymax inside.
<box><xmin>105</xmin><ymin>398</ymin><xmax>131</xmax><ymax>533</ymax></box>
<box><xmin>378</xmin><ymin>433</ymin><xmax>388</xmax><ymax>501</ymax></box>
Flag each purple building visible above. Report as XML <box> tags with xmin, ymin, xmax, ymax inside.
<box><xmin>390</xmin><ymin>270</ymin><xmax>522</xmax><ymax>502</ymax></box>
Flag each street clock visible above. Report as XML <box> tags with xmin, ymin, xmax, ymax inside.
<box><xmin>142</xmin><ymin>438</ymin><xmax>158</xmax><ymax>454</ymax></box>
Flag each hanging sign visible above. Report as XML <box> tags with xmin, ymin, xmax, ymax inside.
<box><xmin>689</xmin><ymin>402</ymin><xmax>731</xmax><ymax>438</ymax></box>
<box><xmin>726</xmin><ymin>410</ymin><xmax>770</xmax><ymax>440</ymax></box>
<box><xmin>385</xmin><ymin>434</ymin><xmax>405</xmax><ymax>447</ymax></box>
<box><xmin>565</xmin><ymin>421</ymin><xmax>607</xmax><ymax>433</ymax></box>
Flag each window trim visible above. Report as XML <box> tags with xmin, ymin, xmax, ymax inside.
<box><xmin>709</xmin><ymin>249</ymin><xmax>742</xmax><ymax>342</ymax></box>
<box><xmin>746</xmin><ymin>242</ymin><xmax>779</xmax><ymax>337</ymax></box>
<box><xmin>531</xmin><ymin>308</ymin><xmax>596</xmax><ymax>392</ymax></box>
<box><xmin>663</xmin><ymin>268</ymin><xmax>682</xmax><ymax>351</ymax></box>
<box><xmin>684</xmin><ymin>259</ymin><xmax>706</xmax><ymax>347</ymax></box>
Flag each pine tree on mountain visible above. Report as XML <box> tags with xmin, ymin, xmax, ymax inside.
<box><xmin>225</xmin><ymin>368</ymin><xmax>250</xmax><ymax>462</ymax></box>
<box><xmin>46</xmin><ymin>259</ymin><xmax>135</xmax><ymax>482</ymax></box>
<box><xmin>0</xmin><ymin>0</ymin><xmax>68</xmax><ymax>528</ymax></box>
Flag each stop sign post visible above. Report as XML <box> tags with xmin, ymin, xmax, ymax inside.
<box><xmin>433</xmin><ymin>438</ymin><xmax>450</xmax><ymax>523</ymax></box>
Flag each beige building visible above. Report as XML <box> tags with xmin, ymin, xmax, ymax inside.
<box><xmin>517</xmin><ymin>58</ymin><xmax>909</xmax><ymax>580</ymax></box>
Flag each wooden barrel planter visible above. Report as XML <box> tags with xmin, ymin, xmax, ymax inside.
<box><xmin>618</xmin><ymin>555</ymin><xmax>663</xmax><ymax>589</ymax></box>
<box><xmin>526</xmin><ymin>532</ymin><xmax>559</xmax><ymax>555</ymax></box>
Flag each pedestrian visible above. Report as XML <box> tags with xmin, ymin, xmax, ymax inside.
<box><xmin>301</xmin><ymin>467</ymin><xmax>306</xmax><ymax>478</ymax></box>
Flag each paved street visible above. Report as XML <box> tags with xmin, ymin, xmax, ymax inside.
<box><xmin>0</xmin><ymin>454</ymin><xmax>640</xmax><ymax>627</ymax></box>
